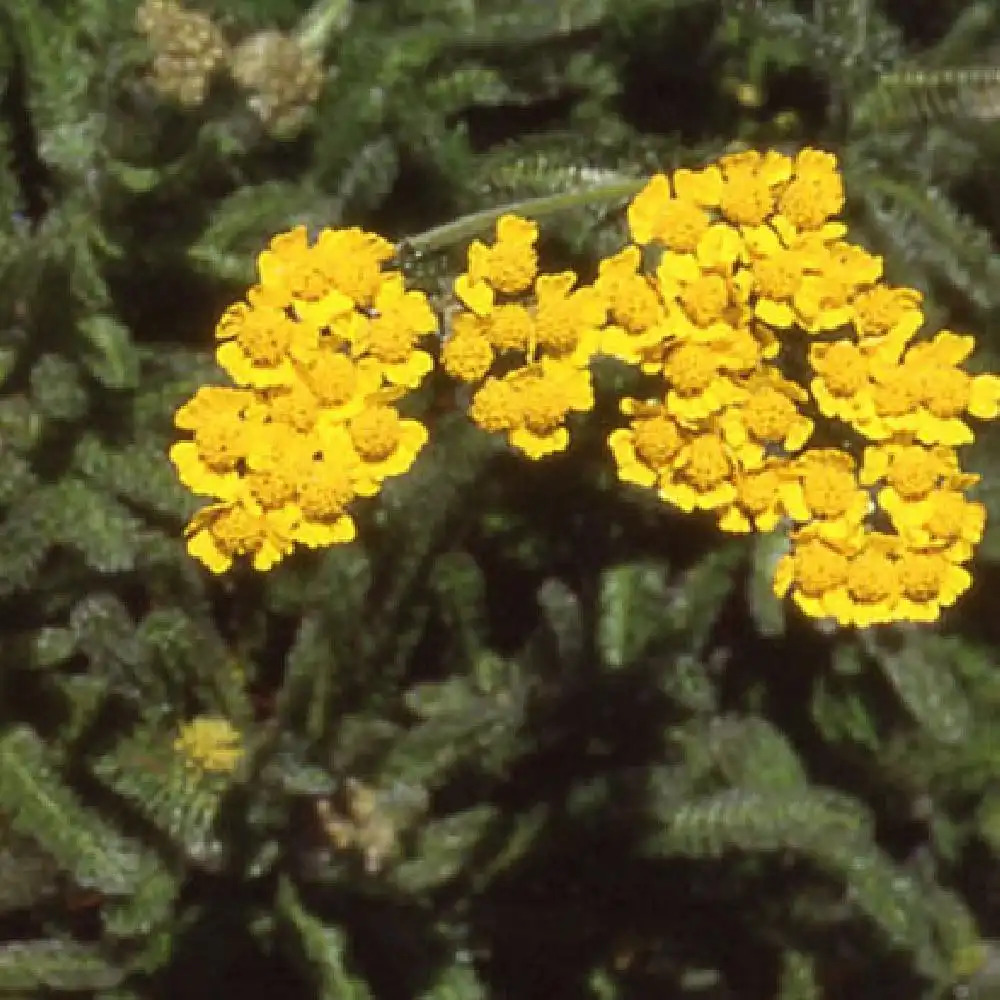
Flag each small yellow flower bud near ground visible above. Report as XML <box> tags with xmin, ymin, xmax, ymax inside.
<box><xmin>174</xmin><ymin>716</ymin><xmax>244</xmax><ymax>775</ymax></box>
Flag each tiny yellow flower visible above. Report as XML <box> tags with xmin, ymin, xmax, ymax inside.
<box><xmin>353</xmin><ymin>274</ymin><xmax>437</xmax><ymax>388</ymax></box>
<box><xmin>717</xmin><ymin>149</ymin><xmax>792</xmax><ymax>228</ymax></box>
<box><xmin>881</xmin><ymin>483</ymin><xmax>985</xmax><ymax>562</ymax></box>
<box><xmin>531</xmin><ymin>272</ymin><xmax>606</xmax><ymax>365</ymax></box>
<box><xmin>595</xmin><ymin>248</ymin><xmax>667</xmax><ymax>363</ymax></box>
<box><xmin>748</xmin><ymin>242</ymin><xmax>809</xmax><ymax>329</ymax></box>
<box><xmin>824</xmin><ymin>532</ymin><xmax>900</xmax><ymax>628</ymax></box>
<box><xmin>311</xmin><ymin>227</ymin><xmax>396</xmax><ymax>309</ymax></box>
<box><xmin>860</xmin><ymin>441</ymin><xmax>962</xmax><ymax>507</ymax></box>
<box><xmin>717</xmin><ymin>460</ymin><xmax>790</xmax><ymax>534</ymax></box>
<box><xmin>850</xmin><ymin>284</ymin><xmax>924</xmax><ymax>347</ymax></box>
<box><xmin>215</xmin><ymin>295</ymin><xmax>301</xmax><ymax>387</ymax></box>
<box><xmin>660</xmin><ymin>334</ymin><xmax>754</xmax><ymax>421</ymax></box>
<box><xmin>672</xmin><ymin>164</ymin><xmax>724</xmax><ymax>206</ymax></box>
<box><xmin>297</xmin><ymin>352</ymin><xmax>384</xmax><ymax>422</ymax></box>
<box><xmin>346</xmin><ymin>404</ymin><xmax>428</xmax><ymax>486</ymax></box>
<box><xmin>808</xmin><ymin>339</ymin><xmax>879</xmax><ymax>426</ymax></box>
<box><xmin>866</xmin><ymin>331</ymin><xmax>1000</xmax><ymax>445</ymax></box>
<box><xmin>288</xmin><ymin>456</ymin><xmax>360</xmax><ymax>549</ymax></box>
<box><xmin>773</xmin><ymin>524</ymin><xmax>851</xmax><ymax>622</ymax></box>
<box><xmin>608</xmin><ymin>401</ymin><xmax>687</xmax><ymax>489</ymax></box>
<box><xmin>780</xmin><ymin>449</ymin><xmax>871</xmax><ymax>539</ymax></box>
<box><xmin>895</xmin><ymin>547</ymin><xmax>973</xmax><ymax>622</ymax></box>
<box><xmin>695</xmin><ymin>222</ymin><xmax>745</xmax><ymax>272</ymax></box>
<box><xmin>184</xmin><ymin>497</ymin><xmax>297</xmax><ymax>573</ymax></box>
<box><xmin>627</xmin><ymin>173</ymin><xmax>711</xmax><ymax>250</ymax></box>
<box><xmin>506</xmin><ymin>360</ymin><xmax>594</xmax><ymax>459</ymax></box>
<box><xmin>441</xmin><ymin>325</ymin><xmax>495</xmax><ymax>383</ymax></box>
<box><xmin>169</xmin><ymin>403</ymin><xmax>258</xmax><ymax>500</ymax></box>
<box><xmin>469</xmin><ymin>377</ymin><xmax>521</xmax><ymax>435</ymax></box>
<box><xmin>460</xmin><ymin>214</ymin><xmax>539</xmax><ymax>301</ymax></box>
<box><xmin>659</xmin><ymin>431</ymin><xmax>737</xmax><ymax>512</ymax></box>
<box><xmin>484</xmin><ymin>303</ymin><xmax>535</xmax><ymax>354</ymax></box>
<box><xmin>773</xmin><ymin>148</ymin><xmax>845</xmax><ymax>234</ymax></box>
<box><xmin>256</xmin><ymin>226</ymin><xmax>355</xmax><ymax>322</ymax></box>
<box><xmin>721</xmin><ymin>367</ymin><xmax>813</xmax><ymax>467</ymax></box>
<box><xmin>793</xmin><ymin>242</ymin><xmax>883</xmax><ymax>334</ymax></box>
<box><xmin>175</xmin><ymin>716</ymin><xmax>244</xmax><ymax>775</ymax></box>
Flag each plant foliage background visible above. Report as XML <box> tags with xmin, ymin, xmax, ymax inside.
<box><xmin>5</xmin><ymin>0</ymin><xmax>1000</xmax><ymax>997</ymax></box>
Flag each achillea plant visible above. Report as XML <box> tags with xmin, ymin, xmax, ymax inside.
<box><xmin>171</xmin><ymin>147</ymin><xmax>1000</xmax><ymax>630</ymax></box>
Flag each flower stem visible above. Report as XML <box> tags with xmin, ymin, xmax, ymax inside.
<box><xmin>400</xmin><ymin>176</ymin><xmax>648</xmax><ymax>257</ymax></box>
<box><xmin>296</xmin><ymin>0</ymin><xmax>353</xmax><ymax>55</ymax></box>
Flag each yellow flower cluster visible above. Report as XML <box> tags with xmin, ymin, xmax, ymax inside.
<box><xmin>174</xmin><ymin>716</ymin><xmax>244</xmax><ymax>775</ymax></box>
<box><xmin>442</xmin><ymin>215</ymin><xmax>604</xmax><ymax>458</ymax></box>
<box><xmin>605</xmin><ymin>148</ymin><xmax>1000</xmax><ymax>627</ymax></box>
<box><xmin>171</xmin><ymin>145</ymin><xmax>998</xmax><ymax>628</ymax></box>
<box><xmin>170</xmin><ymin>226</ymin><xmax>435</xmax><ymax>572</ymax></box>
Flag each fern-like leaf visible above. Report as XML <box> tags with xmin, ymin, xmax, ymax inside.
<box><xmin>0</xmin><ymin>726</ymin><xmax>143</xmax><ymax>893</ymax></box>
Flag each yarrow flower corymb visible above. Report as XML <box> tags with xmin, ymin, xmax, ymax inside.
<box><xmin>444</xmin><ymin>213</ymin><xmax>605</xmax><ymax>459</ymax></box>
<box><xmin>604</xmin><ymin>145</ymin><xmax>999</xmax><ymax>627</ymax></box>
<box><xmin>170</xmin><ymin>224</ymin><xmax>438</xmax><ymax>572</ymax></box>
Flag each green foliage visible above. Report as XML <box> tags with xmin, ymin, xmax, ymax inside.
<box><xmin>0</xmin><ymin>727</ymin><xmax>144</xmax><ymax>894</ymax></box>
<box><xmin>0</xmin><ymin>940</ymin><xmax>122</xmax><ymax>992</ymax></box>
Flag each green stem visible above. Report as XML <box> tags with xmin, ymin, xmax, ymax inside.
<box><xmin>296</xmin><ymin>0</ymin><xmax>353</xmax><ymax>55</ymax></box>
<box><xmin>400</xmin><ymin>176</ymin><xmax>648</xmax><ymax>256</ymax></box>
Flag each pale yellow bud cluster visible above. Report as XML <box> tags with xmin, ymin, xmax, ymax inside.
<box><xmin>135</xmin><ymin>0</ymin><xmax>327</xmax><ymax>133</ymax></box>
<box><xmin>230</xmin><ymin>30</ymin><xmax>325</xmax><ymax>137</ymax></box>
<box><xmin>135</xmin><ymin>0</ymin><xmax>228</xmax><ymax>107</ymax></box>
